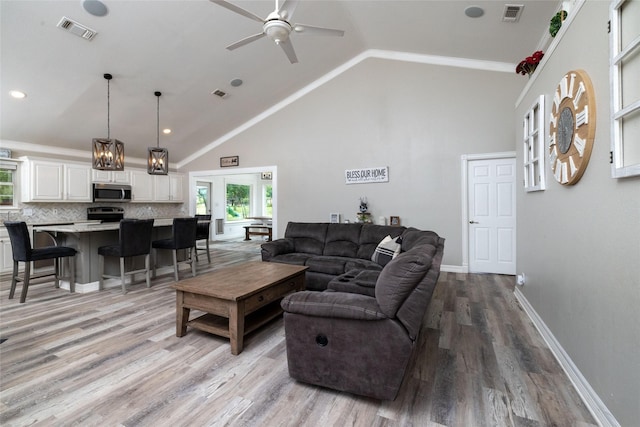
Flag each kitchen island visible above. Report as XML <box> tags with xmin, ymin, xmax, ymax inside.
<box><xmin>34</xmin><ymin>219</ymin><xmax>186</xmax><ymax>293</ymax></box>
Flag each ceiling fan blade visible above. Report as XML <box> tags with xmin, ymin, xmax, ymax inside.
<box><xmin>278</xmin><ymin>39</ymin><xmax>298</xmax><ymax>64</ymax></box>
<box><xmin>210</xmin><ymin>0</ymin><xmax>264</xmax><ymax>23</ymax></box>
<box><xmin>293</xmin><ymin>24</ymin><xmax>345</xmax><ymax>37</ymax></box>
<box><xmin>278</xmin><ymin>0</ymin><xmax>299</xmax><ymax>21</ymax></box>
<box><xmin>226</xmin><ymin>32</ymin><xmax>266</xmax><ymax>50</ymax></box>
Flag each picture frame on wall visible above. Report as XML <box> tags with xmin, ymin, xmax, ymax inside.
<box><xmin>390</xmin><ymin>216</ymin><xmax>400</xmax><ymax>226</ymax></box>
<box><xmin>329</xmin><ymin>213</ymin><xmax>340</xmax><ymax>223</ymax></box>
<box><xmin>220</xmin><ymin>156</ymin><xmax>239</xmax><ymax>167</ymax></box>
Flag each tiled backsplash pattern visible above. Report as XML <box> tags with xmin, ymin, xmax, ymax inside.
<box><xmin>7</xmin><ymin>203</ymin><xmax>187</xmax><ymax>224</ymax></box>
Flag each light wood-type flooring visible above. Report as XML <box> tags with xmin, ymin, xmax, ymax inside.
<box><xmin>0</xmin><ymin>239</ymin><xmax>597</xmax><ymax>426</ymax></box>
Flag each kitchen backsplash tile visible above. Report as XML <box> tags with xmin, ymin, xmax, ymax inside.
<box><xmin>10</xmin><ymin>203</ymin><xmax>187</xmax><ymax>224</ymax></box>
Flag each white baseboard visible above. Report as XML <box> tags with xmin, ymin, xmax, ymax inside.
<box><xmin>441</xmin><ymin>264</ymin><xmax>468</xmax><ymax>273</ymax></box>
<box><xmin>514</xmin><ymin>288</ymin><xmax>620</xmax><ymax>427</ymax></box>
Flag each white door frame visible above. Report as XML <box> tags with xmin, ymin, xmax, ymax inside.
<box><xmin>461</xmin><ymin>151</ymin><xmax>515</xmax><ymax>274</ymax></box>
<box><xmin>188</xmin><ymin>166</ymin><xmax>278</xmax><ymax>239</ymax></box>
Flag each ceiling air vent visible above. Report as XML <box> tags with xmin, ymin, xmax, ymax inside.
<box><xmin>211</xmin><ymin>89</ymin><xmax>228</xmax><ymax>99</ymax></box>
<box><xmin>57</xmin><ymin>17</ymin><xmax>97</xmax><ymax>40</ymax></box>
<box><xmin>502</xmin><ymin>4</ymin><xmax>524</xmax><ymax>22</ymax></box>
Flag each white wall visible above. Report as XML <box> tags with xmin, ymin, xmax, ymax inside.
<box><xmin>182</xmin><ymin>58</ymin><xmax>525</xmax><ymax>268</ymax></box>
<box><xmin>515</xmin><ymin>2</ymin><xmax>640</xmax><ymax>425</ymax></box>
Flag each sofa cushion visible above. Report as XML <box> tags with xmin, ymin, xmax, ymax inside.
<box><xmin>305</xmin><ymin>256</ymin><xmax>349</xmax><ymax>275</ymax></box>
<box><xmin>281</xmin><ymin>291</ymin><xmax>388</xmax><ymax>320</ymax></box>
<box><xmin>401</xmin><ymin>228</ymin><xmax>440</xmax><ymax>251</ymax></box>
<box><xmin>357</xmin><ymin>224</ymin><xmax>405</xmax><ymax>260</ymax></box>
<box><xmin>323</xmin><ymin>223</ymin><xmax>362</xmax><ymax>258</ymax></box>
<box><xmin>284</xmin><ymin>222</ymin><xmax>328</xmax><ymax>255</ymax></box>
<box><xmin>271</xmin><ymin>253</ymin><xmax>314</xmax><ymax>266</ymax></box>
<box><xmin>345</xmin><ymin>259</ymin><xmax>383</xmax><ymax>272</ymax></box>
<box><xmin>371</xmin><ymin>235</ymin><xmax>402</xmax><ymax>266</ymax></box>
<box><xmin>375</xmin><ymin>245</ymin><xmax>436</xmax><ymax>318</ymax></box>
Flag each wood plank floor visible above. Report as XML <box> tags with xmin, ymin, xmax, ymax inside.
<box><xmin>0</xmin><ymin>240</ymin><xmax>597</xmax><ymax>426</ymax></box>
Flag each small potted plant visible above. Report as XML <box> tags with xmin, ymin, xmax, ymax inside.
<box><xmin>515</xmin><ymin>50</ymin><xmax>544</xmax><ymax>76</ymax></box>
<box><xmin>550</xmin><ymin>10</ymin><xmax>567</xmax><ymax>37</ymax></box>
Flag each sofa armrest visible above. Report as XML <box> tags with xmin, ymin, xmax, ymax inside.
<box><xmin>281</xmin><ymin>291</ymin><xmax>388</xmax><ymax>321</ymax></box>
<box><xmin>261</xmin><ymin>238</ymin><xmax>295</xmax><ymax>261</ymax></box>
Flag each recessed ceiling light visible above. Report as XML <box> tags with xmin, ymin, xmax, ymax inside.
<box><xmin>230</xmin><ymin>78</ymin><xmax>243</xmax><ymax>87</ymax></box>
<box><xmin>9</xmin><ymin>90</ymin><xmax>26</xmax><ymax>99</ymax></box>
<box><xmin>82</xmin><ymin>0</ymin><xmax>109</xmax><ymax>17</ymax></box>
<box><xmin>465</xmin><ymin>6</ymin><xmax>485</xmax><ymax>18</ymax></box>
<box><xmin>162</xmin><ymin>129</ymin><xmax>172</xmax><ymax>135</ymax></box>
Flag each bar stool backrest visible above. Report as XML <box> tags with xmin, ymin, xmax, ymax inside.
<box><xmin>4</xmin><ymin>222</ymin><xmax>32</xmax><ymax>261</ymax></box>
<box><xmin>119</xmin><ymin>219</ymin><xmax>155</xmax><ymax>257</ymax></box>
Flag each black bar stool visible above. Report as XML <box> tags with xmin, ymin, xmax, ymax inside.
<box><xmin>4</xmin><ymin>221</ymin><xmax>76</xmax><ymax>303</ymax></box>
<box><xmin>195</xmin><ymin>214</ymin><xmax>212</xmax><ymax>264</ymax></box>
<box><xmin>152</xmin><ymin>217</ymin><xmax>197</xmax><ymax>281</ymax></box>
<box><xmin>97</xmin><ymin>219</ymin><xmax>154</xmax><ymax>294</ymax></box>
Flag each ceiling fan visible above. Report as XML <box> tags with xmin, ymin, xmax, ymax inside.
<box><xmin>210</xmin><ymin>0</ymin><xmax>345</xmax><ymax>64</ymax></box>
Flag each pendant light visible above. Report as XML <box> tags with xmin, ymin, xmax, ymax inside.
<box><xmin>92</xmin><ymin>73</ymin><xmax>124</xmax><ymax>170</ymax></box>
<box><xmin>147</xmin><ymin>91</ymin><xmax>169</xmax><ymax>175</ymax></box>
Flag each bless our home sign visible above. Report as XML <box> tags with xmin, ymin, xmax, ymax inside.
<box><xmin>345</xmin><ymin>166</ymin><xmax>389</xmax><ymax>184</ymax></box>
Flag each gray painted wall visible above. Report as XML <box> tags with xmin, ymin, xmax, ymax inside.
<box><xmin>515</xmin><ymin>2</ymin><xmax>640</xmax><ymax>425</ymax></box>
<box><xmin>182</xmin><ymin>58</ymin><xmax>524</xmax><ymax>268</ymax></box>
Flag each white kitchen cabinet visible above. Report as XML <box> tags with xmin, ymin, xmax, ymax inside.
<box><xmin>65</xmin><ymin>163</ymin><xmax>92</xmax><ymax>201</ymax></box>
<box><xmin>154</xmin><ymin>173</ymin><xmax>184</xmax><ymax>202</ymax></box>
<box><xmin>22</xmin><ymin>158</ymin><xmax>92</xmax><ymax>202</ymax></box>
<box><xmin>0</xmin><ymin>228</ymin><xmax>18</xmax><ymax>274</ymax></box>
<box><xmin>130</xmin><ymin>169</ymin><xmax>154</xmax><ymax>202</ymax></box>
<box><xmin>92</xmin><ymin>169</ymin><xmax>131</xmax><ymax>184</ymax></box>
<box><xmin>130</xmin><ymin>169</ymin><xmax>184</xmax><ymax>203</ymax></box>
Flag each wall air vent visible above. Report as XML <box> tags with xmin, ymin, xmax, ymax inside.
<box><xmin>502</xmin><ymin>4</ymin><xmax>524</xmax><ymax>22</ymax></box>
<box><xmin>57</xmin><ymin>17</ymin><xmax>97</xmax><ymax>40</ymax></box>
<box><xmin>211</xmin><ymin>89</ymin><xmax>228</xmax><ymax>99</ymax></box>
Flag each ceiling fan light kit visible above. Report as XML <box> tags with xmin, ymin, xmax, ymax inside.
<box><xmin>210</xmin><ymin>0</ymin><xmax>344</xmax><ymax>64</ymax></box>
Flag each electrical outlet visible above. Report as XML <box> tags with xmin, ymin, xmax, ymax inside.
<box><xmin>23</xmin><ymin>208</ymin><xmax>33</xmax><ymax>216</ymax></box>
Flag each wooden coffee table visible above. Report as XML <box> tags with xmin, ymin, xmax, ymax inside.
<box><xmin>170</xmin><ymin>261</ymin><xmax>307</xmax><ymax>355</ymax></box>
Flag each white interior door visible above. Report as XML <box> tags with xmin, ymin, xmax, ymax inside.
<box><xmin>468</xmin><ymin>157</ymin><xmax>516</xmax><ymax>274</ymax></box>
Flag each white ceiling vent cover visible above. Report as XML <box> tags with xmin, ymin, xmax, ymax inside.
<box><xmin>57</xmin><ymin>17</ymin><xmax>97</xmax><ymax>40</ymax></box>
<box><xmin>502</xmin><ymin>4</ymin><xmax>524</xmax><ymax>22</ymax></box>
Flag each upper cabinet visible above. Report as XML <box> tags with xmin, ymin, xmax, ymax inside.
<box><xmin>21</xmin><ymin>158</ymin><xmax>92</xmax><ymax>202</ymax></box>
<box><xmin>92</xmin><ymin>169</ymin><xmax>131</xmax><ymax>184</ymax></box>
<box><xmin>153</xmin><ymin>174</ymin><xmax>184</xmax><ymax>202</ymax></box>
<box><xmin>131</xmin><ymin>169</ymin><xmax>184</xmax><ymax>203</ymax></box>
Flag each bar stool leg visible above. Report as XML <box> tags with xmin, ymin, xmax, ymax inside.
<box><xmin>9</xmin><ymin>261</ymin><xmax>18</xmax><ymax>299</ymax></box>
<box><xmin>54</xmin><ymin>258</ymin><xmax>60</xmax><ymax>288</ymax></box>
<box><xmin>172</xmin><ymin>250</ymin><xmax>179</xmax><ymax>281</ymax></box>
<box><xmin>145</xmin><ymin>253</ymin><xmax>151</xmax><ymax>288</ymax></box>
<box><xmin>19</xmin><ymin>262</ymin><xmax>31</xmax><ymax>303</ymax></box>
<box><xmin>120</xmin><ymin>257</ymin><xmax>127</xmax><ymax>294</ymax></box>
<box><xmin>69</xmin><ymin>256</ymin><xmax>76</xmax><ymax>293</ymax></box>
<box><xmin>191</xmin><ymin>247</ymin><xmax>196</xmax><ymax>277</ymax></box>
<box><xmin>98</xmin><ymin>254</ymin><xmax>104</xmax><ymax>290</ymax></box>
<box><xmin>206</xmin><ymin>240</ymin><xmax>211</xmax><ymax>264</ymax></box>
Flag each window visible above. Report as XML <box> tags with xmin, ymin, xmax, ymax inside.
<box><xmin>0</xmin><ymin>161</ymin><xmax>17</xmax><ymax>207</ymax></box>
<box><xmin>262</xmin><ymin>184</ymin><xmax>272</xmax><ymax>217</ymax></box>
<box><xmin>610</xmin><ymin>0</ymin><xmax>640</xmax><ymax>178</ymax></box>
<box><xmin>523</xmin><ymin>95</ymin><xmax>546</xmax><ymax>191</ymax></box>
<box><xmin>226</xmin><ymin>183</ymin><xmax>250</xmax><ymax>221</ymax></box>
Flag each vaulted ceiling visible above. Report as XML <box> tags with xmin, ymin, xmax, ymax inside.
<box><xmin>0</xmin><ymin>0</ymin><xmax>559</xmax><ymax>165</ymax></box>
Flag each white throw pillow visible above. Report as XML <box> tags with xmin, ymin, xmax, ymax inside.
<box><xmin>371</xmin><ymin>235</ymin><xmax>402</xmax><ymax>266</ymax></box>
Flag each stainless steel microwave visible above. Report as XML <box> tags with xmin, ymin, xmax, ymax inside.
<box><xmin>93</xmin><ymin>183</ymin><xmax>132</xmax><ymax>202</ymax></box>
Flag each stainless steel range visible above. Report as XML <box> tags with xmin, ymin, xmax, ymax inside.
<box><xmin>87</xmin><ymin>206</ymin><xmax>125</xmax><ymax>222</ymax></box>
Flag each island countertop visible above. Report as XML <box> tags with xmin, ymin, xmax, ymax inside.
<box><xmin>33</xmin><ymin>218</ymin><xmax>176</xmax><ymax>233</ymax></box>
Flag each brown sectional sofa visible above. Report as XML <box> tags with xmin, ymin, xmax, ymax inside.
<box><xmin>261</xmin><ymin>222</ymin><xmax>445</xmax><ymax>400</ymax></box>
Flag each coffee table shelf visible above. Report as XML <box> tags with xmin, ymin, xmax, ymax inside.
<box><xmin>171</xmin><ymin>261</ymin><xmax>307</xmax><ymax>355</ymax></box>
<box><xmin>188</xmin><ymin>300</ymin><xmax>284</xmax><ymax>338</ymax></box>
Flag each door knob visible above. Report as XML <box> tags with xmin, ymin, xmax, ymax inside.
<box><xmin>469</xmin><ymin>220</ymin><xmax>479</xmax><ymax>224</ymax></box>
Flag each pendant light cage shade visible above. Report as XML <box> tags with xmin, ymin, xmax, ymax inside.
<box><xmin>92</xmin><ymin>73</ymin><xmax>125</xmax><ymax>171</ymax></box>
<box><xmin>147</xmin><ymin>147</ymin><xmax>168</xmax><ymax>175</ymax></box>
<box><xmin>93</xmin><ymin>138</ymin><xmax>124</xmax><ymax>171</ymax></box>
<box><xmin>148</xmin><ymin>90</ymin><xmax>169</xmax><ymax>175</ymax></box>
